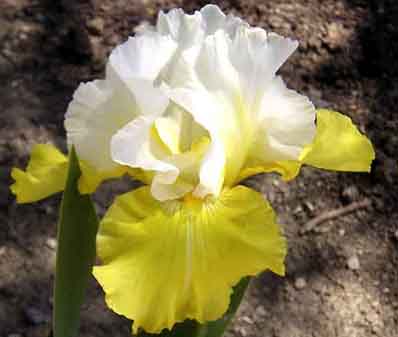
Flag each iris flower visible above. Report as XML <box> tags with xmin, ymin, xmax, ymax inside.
<box><xmin>11</xmin><ymin>5</ymin><xmax>374</xmax><ymax>334</ymax></box>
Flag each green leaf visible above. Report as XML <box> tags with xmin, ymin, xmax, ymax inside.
<box><xmin>137</xmin><ymin>277</ymin><xmax>250</xmax><ymax>337</ymax></box>
<box><xmin>53</xmin><ymin>147</ymin><xmax>98</xmax><ymax>337</ymax></box>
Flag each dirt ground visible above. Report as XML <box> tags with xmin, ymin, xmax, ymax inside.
<box><xmin>1</xmin><ymin>0</ymin><xmax>398</xmax><ymax>336</ymax></box>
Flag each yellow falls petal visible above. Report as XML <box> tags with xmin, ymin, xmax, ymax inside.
<box><xmin>237</xmin><ymin>160</ymin><xmax>302</xmax><ymax>183</ymax></box>
<box><xmin>79</xmin><ymin>160</ymin><xmax>155</xmax><ymax>194</ymax></box>
<box><xmin>10</xmin><ymin>144</ymin><xmax>68</xmax><ymax>203</ymax></box>
<box><xmin>78</xmin><ymin>160</ymin><xmax>128</xmax><ymax>194</ymax></box>
<box><xmin>93</xmin><ymin>185</ymin><xmax>286</xmax><ymax>334</ymax></box>
<box><xmin>10</xmin><ymin>144</ymin><xmax>146</xmax><ymax>201</ymax></box>
<box><xmin>300</xmin><ymin>109</ymin><xmax>375</xmax><ymax>172</ymax></box>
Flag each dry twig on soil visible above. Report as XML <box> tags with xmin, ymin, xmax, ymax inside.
<box><xmin>300</xmin><ymin>198</ymin><xmax>372</xmax><ymax>234</ymax></box>
<box><xmin>0</xmin><ymin>51</ymin><xmax>17</xmax><ymax>68</ymax></box>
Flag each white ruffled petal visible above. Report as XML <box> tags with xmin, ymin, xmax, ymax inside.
<box><xmin>151</xmin><ymin>174</ymin><xmax>193</xmax><ymax>201</ymax></box>
<box><xmin>157</xmin><ymin>8</ymin><xmax>184</xmax><ymax>40</ymax></box>
<box><xmin>111</xmin><ymin>116</ymin><xmax>177</xmax><ymax>174</ymax></box>
<box><xmin>200</xmin><ymin>4</ymin><xmax>226</xmax><ymax>35</ymax></box>
<box><xmin>128</xmin><ymin>79</ymin><xmax>170</xmax><ymax>117</ymax></box>
<box><xmin>193</xmin><ymin>135</ymin><xmax>225</xmax><ymax>198</ymax></box>
<box><xmin>252</xmin><ymin>77</ymin><xmax>316</xmax><ymax>162</ymax></box>
<box><xmin>224</xmin><ymin>14</ymin><xmax>249</xmax><ymax>38</ymax></box>
<box><xmin>154</xmin><ymin>102</ymin><xmax>208</xmax><ymax>154</ymax></box>
<box><xmin>65</xmin><ymin>79</ymin><xmax>137</xmax><ymax>171</ymax></box>
<box><xmin>107</xmin><ymin>32</ymin><xmax>177</xmax><ymax>83</ymax></box>
<box><xmin>157</xmin><ymin>9</ymin><xmax>203</xmax><ymax>49</ymax></box>
<box><xmin>164</xmin><ymin>86</ymin><xmax>227</xmax><ymax>197</ymax></box>
<box><xmin>230</xmin><ymin>26</ymin><xmax>298</xmax><ymax>109</ymax></box>
<box><xmin>195</xmin><ymin>30</ymin><xmax>239</xmax><ymax>95</ymax></box>
<box><xmin>200</xmin><ymin>5</ymin><xmax>248</xmax><ymax>38</ymax></box>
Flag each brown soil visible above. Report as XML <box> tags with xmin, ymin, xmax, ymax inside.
<box><xmin>1</xmin><ymin>1</ymin><xmax>398</xmax><ymax>337</ymax></box>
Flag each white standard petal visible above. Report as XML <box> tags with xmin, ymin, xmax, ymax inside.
<box><xmin>164</xmin><ymin>86</ymin><xmax>227</xmax><ymax>198</ymax></box>
<box><xmin>106</xmin><ymin>32</ymin><xmax>177</xmax><ymax>84</ymax></box>
<box><xmin>154</xmin><ymin>102</ymin><xmax>208</xmax><ymax>154</ymax></box>
<box><xmin>111</xmin><ymin>116</ymin><xmax>177</xmax><ymax>174</ymax></box>
<box><xmin>251</xmin><ymin>76</ymin><xmax>316</xmax><ymax>162</ymax></box>
<box><xmin>151</xmin><ymin>173</ymin><xmax>193</xmax><ymax>201</ymax></box>
<box><xmin>111</xmin><ymin>115</ymin><xmax>197</xmax><ymax>201</ymax></box>
<box><xmin>200</xmin><ymin>4</ymin><xmax>248</xmax><ymax>38</ymax></box>
<box><xmin>156</xmin><ymin>8</ymin><xmax>184</xmax><ymax>40</ymax></box>
<box><xmin>195</xmin><ymin>30</ymin><xmax>239</xmax><ymax>95</ymax></box>
<box><xmin>157</xmin><ymin>9</ymin><xmax>203</xmax><ymax>49</ymax></box>
<box><xmin>200</xmin><ymin>4</ymin><xmax>226</xmax><ymax>35</ymax></box>
<box><xmin>154</xmin><ymin>7</ymin><xmax>246</xmax><ymax>91</ymax></box>
<box><xmin>230</xmin><ymin>26</ymin><xmax>298</xmax><ymax>109</ymax></box>
<box><xmin>192</xmin><ymin>134</ymin><xmax>225</xmax><ymax>198</ymax></box>
<box><xmin>224</xmin><ymin>14</ymin><xmax>249</xmax><ymax>39</ymax></box>
<box><xmin>128</xmin><ymin>79</ymin><xmax>170</xmax><ymax>117</ymax></box>
<box><xmin>157</xmin><ymin>5</ymin><xmax>248</xmax><ymax>42</ymax></box>
<box><xmin>165</xmin><ymin>30</ymin><xmax>253</xmax><ymax>195</ymax></box>
<box><xmin>65</xmin><ymin>79</ymin><xmax>137</xmax><ymax>171</ymax></box>
<box><xmin>162</xmin><ymin>31</ymin><xmax>245</xmax><ymax>197</ymax></box>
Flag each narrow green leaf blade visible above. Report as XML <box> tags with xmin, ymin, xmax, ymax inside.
<box><xmin>137</xmin><ymin>277</ymin><xmax>250</xmax><ymax>337</ymax></box>
<box><xmin>53</xmin><ymin>147</ymin><xmax>98</xmax><ymax>337</ymax></box>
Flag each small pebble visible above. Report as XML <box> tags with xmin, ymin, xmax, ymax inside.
<box><xmin>19</xmin><ymin>32</ymin><xmax>28</xmax><ymax>40</ymax></box>
<box><xmin>272</xmin><ymin>179</ymin><xmax>280</xmax><ymax>187</ymax></box>
<box><xmin>341</xmin><ymin>185</ymin><xmax>359</xmax><ymax>203</ymax></box>
<box><xmin>24</xmin><ymin>307</ymin><xmax>50</xmax><ymax>325</ymax></box>
<box><xmin>87</xmin><ymin>17</ymin><xmax>105</xmax><ymax>35</ymax></box>
<box><xmin>0</xmin><ymin>246</ymin><xmax>7</xmax><ymax>256</ymax></box>
<box><xmin>255</xmin><ymin>305</ymin><xmax>267</xmax><ymax>317</ymax></box>
<box><xmin>45</xmin><ymin>238</ymin><xmax>57</xmax><ymax>250</ymax></box>
<box><xmin>293</xmin><ymin>205</ymin><xmax>303</xmax><ymax>214</ymax></box>
<box><xmin>371</xmin><ymin>300</ymin><xmax>380</xmax><ymax>309</ymax></box>
<box><xmin>304</xmin><ymin>201</ymin><xmax>315</xmax><ymax>213</ymax></box>
<box><xmin>44</xmin><ymin>204</ymin><xmax>54</xmax><ymax>214</ymax></box>
<box><xmin>338</xmin><ymin>229</ymin><xmax>345</xmax><ymax>236</ymax></box>
<box><xmin>347</xmin><ymin>255</ymin><xmax>360</xmax><ymax>270</ymax></box>
<box><xmin>241</xmin><ymin>316</ymin><xmax>253</xmax><ymax>324</ymax></box>
<box><xmin>238</xmin><ymin>327</ymin><xmax>247</xmax><ymax>337</ymax></box>
<box><xmin>294</xmin><ymin>277</ymin><xmax>307</xmax><ymax>290</ymax></box>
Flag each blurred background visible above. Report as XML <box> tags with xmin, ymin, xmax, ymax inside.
<box><xmin>1</xmin><ymin>0</ymin><xmax>398</xmax><ymax>336</ymax></box>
